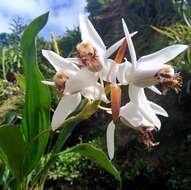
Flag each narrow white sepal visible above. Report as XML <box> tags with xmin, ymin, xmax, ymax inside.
<box><xmin>148</xmin><ymin>86</ymin><xmax>161</xmax><ymax>95</ymax></box>
<box><xmin>105</xmin><ymin>32</ymin><xmax>137</xmax><ymax>58</ymax></box>
<box><xmin>41</xmin><ymin>81</ymin><xmax>55</xmax><ymax>86</ymax></box>
<box><xmin>106</xmin><ymin>37</ymin><xmax>125</xmax><ymax>58</ymax></box>
<box><xmin>122</xmin><ymin>18</ymin><xmax>137</xmax><ymax>70</ymax></box>
<box><xmin>51</xmin><ymin>93</ymin><xmax>81</xmax><ymax>131</ymax></box>
<box><xmin>129</xmin><ymin>85</ymin><xmax>161</xmax><ymax>130</ymax></box>
<box><xmin>42</xmin><ymin>50</ymin><xmax>79</xmax><ymax>76</ymax></box>
<box><xmin>137</xmin><ymin>44</ymin><xmax>189</xmax><ymax>66</ymax></box>
<box><xmin>79</xmin><ymin>13</ymin><xmax>106</xmax><ymax>53</ymax></box>
<box><xmin>106</xmin><ymin>121</ymin><xmax>116</xmax><ymax>160</ymax></box>
<box><xmin>148</xmin><ymin>101</ymin><xmax>168</xmax><ymax>117</ymax></box>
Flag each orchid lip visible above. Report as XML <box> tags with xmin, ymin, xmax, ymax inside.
<box><xmin>140</xmin><ymin>126</ymin><xmax>160</xmax><ymax>147</ymax></box>
<box><xmin>53</xmin><ymin>72</ymin><xmax>69</xmax><ymax>94</ymax></box>
<box><xmin>76</xmin><ymin>42</ymin><xmax>103</xmax><ymax>72</ymax></box>
<box><xmin>155</xmin><ymin>67</ymin><xmax>182</xmax><ymax>94</ymax></box>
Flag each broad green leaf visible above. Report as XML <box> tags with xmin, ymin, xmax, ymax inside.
<box><xmin>21</xmin><ymin>12</ymin><xmax>51</xmax><ymax>174</ymax></box>
<box><xmin>66</xmin><ymin>144</ymin><xmax>121</xmax><ymax>182</ymax></box>
<box><xmin>0</xmin><ymin>125</ymin><xmax>26</xmax><ymax>182</ymax></box>
<box><xmin>53</xmin><ymin>100</ymin><xmax>100</xmax><ymax>152</ymax></box>
<box><xmin>32</xmin><ymin>143</ymin><xmax>121</xmax><ymax>188</ymax></box>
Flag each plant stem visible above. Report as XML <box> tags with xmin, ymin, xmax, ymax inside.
<box><xmin>2</xmin><ymin>48</ymin><xmax>6</xmax><ymax>80</ymax></box>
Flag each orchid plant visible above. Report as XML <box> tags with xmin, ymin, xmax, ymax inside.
<box><xmin>0</xmin><ymin>11</ymin><xmax>189</xmax><ymax>190</ymax></box>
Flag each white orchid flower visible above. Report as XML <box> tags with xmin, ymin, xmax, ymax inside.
<box><xmin>106</xmin><ymin>84</ymin><xmax>168</xmax><ymax>159</ymax></box>
<box><xmin>78</xmin><ymin>14</ymin><xmax>137</xmax><ymax>81</ymax></box>
<box><xmin>78</xmin><ymin>14</ymin><xmax>138</xmax><ymax>124</ymax></box>
<box><xmin>117</xmin><ymin>19</ymin><xmax>188</xmax><ymax>94</ymax></box>
<box><xmin>41</xmin><ymin>14</ymin><xmax>131</xmax><ymax>131</ymax></box>
<box><xmin>42</xmin><ymin>50</ymin><xmax>109</xmax><ymax>131</ymax></box>
<box><xmin>106</xmin><ymin>18</ymin><xmax>187</xmax><ymax>159</ymax></box>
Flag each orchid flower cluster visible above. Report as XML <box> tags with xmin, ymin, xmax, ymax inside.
<box><xmin>42</xmin><ymin>14</ymin><xmax>188</xmax><ymax>159</ymax></box>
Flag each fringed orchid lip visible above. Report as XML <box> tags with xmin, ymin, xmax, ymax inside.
<box><xmin>155</xmin><ymin>67</ymin><xmax>182</xmax><ymax>94</ymax></box>
<box><xmin>110</xmin><ymin>39</ymin><xmax>127</xmax><ymax>122</ymax></box>
<box><xmin>53</xmin><ymin>72</ymin><xmax>69</xmax><ymax>95</ymax></box>
<box><xmin>76</xmin><ymin>42</ymin><xmax>102</xmax><ymax>72</ymax></box>
<box><xmin>140</xmin><ymin>126</ymin><xmax>160</xmax><ymax>147</ymax></box>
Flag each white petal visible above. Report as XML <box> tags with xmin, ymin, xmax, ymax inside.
<box><xmin>132</xmin><ymin>66</ymin><xmax>162</xmax><ymax>87</ymax></box>
<box><xmin>148</xmin><ymin>101</ymin><xmax>168</xmax><ymax>117</ymax></box>
<box><xmin>81</xmin><ymin>83</ymin><xmax>109</xmax><ymax>103</ymax></box>
<box><xmin>128</xmin><ymin>84</ymin><xmax>141</xmax><ymax>103</ymax></box>
<box><xmin>100</xmin><ymin>59</ymin><xmax>118</xmax><ymax>83</ymax></box>
<box><xmin>117</xmin><ymin>60</ymin><xmax>131</xmax><ymax>85</ymax></box>
<box><xmin>122</xmin><ymin>19</ymin><xmax>137</xmax><ymax>70</ymax></box>
<box><xmin>105</xmin><ymin>31</ymin><xmax>138</xmax><ymax>58</ymax></box>
<box><xmin>147</xmin><ymin>86</ymin><xmax>161</xmax><ymax>95</ymax></box>
<box><xmin>106</xmin><ymin>37</ymin><xmax>125</xmax><ymax>58</ymax></box>
<box><xmin>51</xmin><ymin>93</ymin><xmax>81</xmax><ymax>131</ymax></box>
<box><xmin>120</xmin><ymin>103</ymin><xmax>143</xmax><ymax>128</ymax></box>
<box><xmin>139</xmin><ymin>105</ymin><xmax>161</xmax><ymax>130</ymax></box>
<box><xmin>129</xmin><ymin>85</ymin><xmax>161</xmax><ymax>130</ymax></box>
<box><xmin>106</xmin><ymin>121</ymin><xmax>115</xmax><ymax>160</ymax></box>
<box><xmin>102</xmin><ymin>59</ymin><xmax>130</xmax><ymax>84</ymax></box>
<box><xmin>99</xmin><ymin>59</ymin><xmax>111</xmax><ymax>82</ymax></box>
<box><xmin>107</xmin><ymin>60</ymin><xmax>119</xmax><ymax>84</ymax></box>
<box><xmin>139</xmin><ymin>93</ymin><xmax>161</xmax><ymax>130</ymax></box>
<box><xmin>133</xmin><ymin>64</ymin><xmax>173</xmax><ymax>87</ymax></box>
<box><xmin>42</xmin><ymin>50</ymin><xmax>79</xmax><ymax>76</ymax></box>
<box><xmin>64</xmin><ymin>68</ymin><xmax>97</xmax><ymax>94</ymax></box>
<box><xmin>79</xmin><ymin>14</ymin><xmax>106</xmax><ymax>54</ymax></box>
<box><xmin>65</xmin><ymin>58</ymin><xmax>80</xmax><ymax>65</ymax></box>
<box><xmin>137</xmin><ymin>44</ymin><xmax>188</xmax><ymax>66</ymax></box>
<box><xmin>120</xmin><ymin>103</ymin><xmax>154</xmax><ymax>130</ymax></box>
<box><xmin>41</xmin><ymin>80</ymin><xmax>55</xmax><ymax>86</ymax></box>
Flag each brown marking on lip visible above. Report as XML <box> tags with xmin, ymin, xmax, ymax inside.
<box><xmin>53</xmin><ymin>72</ymin><xmax>69</xmax><ymax>94</ymax></box>
<box><xmin>76</xmin><ymin>42</ymin><xmax>102</xmax><ymax>72</ymax></box>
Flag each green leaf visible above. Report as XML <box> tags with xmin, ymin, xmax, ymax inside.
<box><xmin>0</xmin><ymin>125</ymin><xmax>26</xmax><ymax>182</ymax></box>
<box><xmin>66</xmin><ymin>144</ymin><xmax>121</xmax><ymax>182</ymax></box>
<box><xmin>53</xmin><ymin>100</ymin><xmax>100</xmax><ymax>152</ymax></box>
<box><xmin>32</xmin><ymin>143</ymin><xmax>121</xmax><ymax>189</ymax></box>
<box><xmin>15</xmin><ymin>74</ymin><xmax>25</xmax><ymax>91</ymax></box>
<box><xmin>21</xmin><ymin>12</ymin><xmax>51</xmax><ymax>174</ymax></box>
<box><xmin>151</xmin><ymin>26</ymin><xmax>175</xmax><ymax>40</ymax></box>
